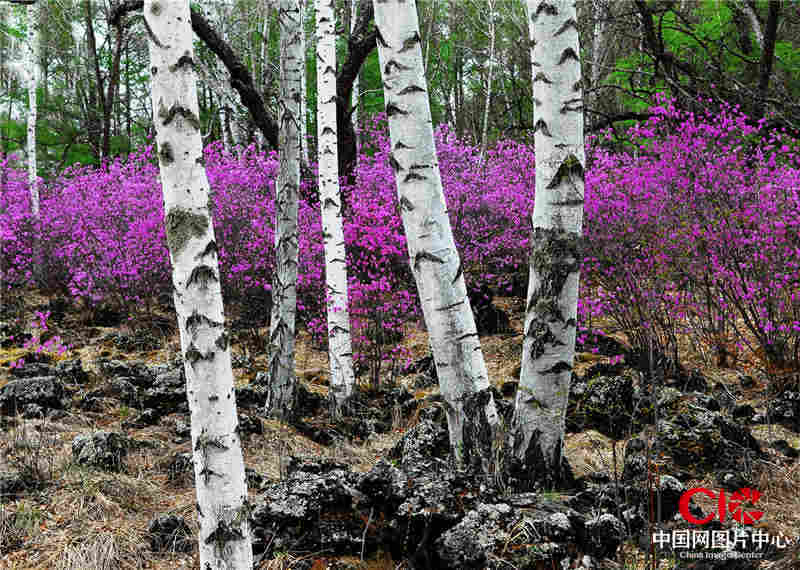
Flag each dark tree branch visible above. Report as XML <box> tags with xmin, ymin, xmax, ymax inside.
<box><xmin>111</xmin><ymin>0</ymin><xmax>377</xmax><ymax>177</ymax></box>
<box><xmin>337</xmin><ymin>0</ymin><xmax>376</xmax><ymax>179</ymax></box>
<box><xmin>111</xmin><ymin>0</ymin><xmax>279</xmax><ymax>149</ymax></box>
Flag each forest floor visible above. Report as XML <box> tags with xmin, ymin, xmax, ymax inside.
<box><xmin>0</xmin><ymin>290</ymin><xmax>798</xmax><ymax>569</ymax></box>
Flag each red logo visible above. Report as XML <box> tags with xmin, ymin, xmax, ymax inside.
<box><xmin>679</xmin><ymin>487</ymin><xmax>764</xmax><ymax>525</ymax></box>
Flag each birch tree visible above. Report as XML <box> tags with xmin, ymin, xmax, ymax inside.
<box><xmin>299</xmin><ymin>0</ymin><xmax>308</xmax><ymax>165</ymax></box>
<box><xmin>13</xmin><ymin>0</ymin><xmax>43</xmax><ymax>283</ymax></box>
<box><xmin>511</xmin><ymin>0</ymin><xmax>585</xmax><ymax>490</ymax></box>
<box><xmin>372</xmin><ymin>0</ymin><xmax>499</xmax><ymax>471</ymax></box>
<box><xmin>144</xmin><ymin>0</ymin><xmax>252</xmax><ymax>566</ymax></box>
<box><xmin>266</xmin><ymin>0</ymin><xmax>303</xmax><ymax>419</ymax></box>
<box><xmin>349</xmin><ymin>0</ymin><xmax>358</xmax><ymax>151</ymax></box>
<box><xmin>317</xmin><ymin>0</ymin><xmax>355</xmax><ymax>413</ymax></box>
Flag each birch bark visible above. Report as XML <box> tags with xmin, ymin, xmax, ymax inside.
<box><xmin>144</xmin><ymin>0</ymin><xmax>252</xmax><ymax>566</ymax></box>
<box><xmin>266</xmin><ymin>0</ymin><xmax>303</xmax><ymax>419</ymax></box>
<box><xmin>511</xmin><ymin>0</ymin><xmax>585</xmax><ymax>490</ymax></box>
<box><xmin>317</xmin><ymin>0</ymin><xmax>356</xmax><ymax>414</ymax></box>
<box><xmin>372</xmin><ymin>0</ymin><xmax>499</xmax><ymax>471</ymax></box>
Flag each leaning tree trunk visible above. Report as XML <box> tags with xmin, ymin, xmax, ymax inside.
<box><xmin>144</xmin><ymin>1</ymin><xmax>252</xmax><ymax>567</ymax></box>
<box><xmin>372</xmin><ymin>0</ymin><xmax>499</xmax><ymax>471</ymax></box>
<box><xmin>511</xmin><ymin>0</ymin><xmax>585</xmax><ymax>491</ymax></box>
<box><xmin>317</xmin><ymin>0</ymin><xmax>356</xmax><ymax>414</ymax></box>
<box><xmin>26</xmin><ymin>1</ymin><xmax>40</xmax><ymax>283</ymax></box>
<box><xmin>266</xmin><ymin>0</ymin><xmax>303</xmax><ymax>419</ymax></box>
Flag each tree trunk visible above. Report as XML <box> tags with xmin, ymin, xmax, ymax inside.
<box><xmin>26</xmin><ymin>1</ymin><xmax>40</xmax><ymax>283</ymax></box>
<box><xmin>299</xmin><ymin>0</ymin><xmax>309</xmax><ymax>165</ymax></box>
<box><xmin>317</xmin><ymin>0</ymin><xmax>356</xmax><ymax>414</ymax></box>
<box><xmin>511</xmin><ymin>0</ymin><xmax>585</xmax><ymax>491</ymax></box>
<box><xmin>266</xmin><ymin>0</ymin><xmax>303</xmax><ymax>420</ymax></box>
<box><xmin>755</xmin><ymin>0</ymin><xmax>780</xmax><ymax>121</ymax></box>
<box><xmin>350</xmin><ymin>0</ymin><xmax>359</xmax><ymax>152</ymax></box>
<box><xmin>479</xmin><ymin>0</ymin><xmax>495</xmax><ymax>160</ymax></box>
<box><xmin>372</xmin><ymin>0</ymin><xmax>498</xmax><ymax>471</ymax></box>
<box><xmin>144</xmin><ymin>1</ymin><xmax>253</xmax><ymax>566</ymax></box>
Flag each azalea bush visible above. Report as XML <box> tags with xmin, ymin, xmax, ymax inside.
<box><xmin>2</xmin><ymin>100</ymin><xmax>799</xmax><ymax>378</ymax></box>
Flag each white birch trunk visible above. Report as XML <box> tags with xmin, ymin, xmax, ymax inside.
<box><xmin>479</xmin><ymin>0</ymin><xmax>495</xmax><ymax>160</ymax></box>
<box><xmin>299</xmin><ymin>0</ymin><xmax>309</xmax><ymax>165</ymax></box>
<box><xmin>266</xmin><ymin>0</ymin><xmax>303</xmax><ymax>419</ymax></box>
<box><xmin>350</xmin><ymin>0</ymin><xmax>359</xmax><ymax>151</ymax></box>
<box><xmin>144</xmin><ymin>1</ymin><xmax>252</xmax><ymax>566</ymax></box>
<box><xmin>26</xmin><ymin>2</ymin><xmax>39</xmax><ymax>218</ymax></box>
<box><xmin>511</xmin><ymin>0</ymin><xmax>585</xmax><ymax>490</ymax></box>
<box><xmin>26</xmin><ymin>1</ymin><xmax>41</xmax><ymax>283</ymax></box>
<box><xmin>373</xmin><ymin>0</ymin><xmax>499</xmax><ymax>471</ymax></box>
<box><xmin>739</xmin><ymin>0</ymin><xmax>764</xmax><ymax>47</ymax></box>
<box><xmin>317</xmin><ymin>0</ymin><xmax>356</xmax><ymax>414</ymax></box>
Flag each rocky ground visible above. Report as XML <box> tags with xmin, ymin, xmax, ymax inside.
<box><xmin>0</xmin><ymin>291</ymin><xmax>799</xmax><ymax>569</ymax></box>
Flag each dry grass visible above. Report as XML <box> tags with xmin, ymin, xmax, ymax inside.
<box><xmin>1</xmin><ymin>291</ymin><xmax>799</xmax><ymax>569</ymax></box>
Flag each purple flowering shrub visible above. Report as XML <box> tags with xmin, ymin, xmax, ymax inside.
<box><xmin>2</xmin><ymin>101</ymin><xmax>799</xmax><ymax>378</ymax></box>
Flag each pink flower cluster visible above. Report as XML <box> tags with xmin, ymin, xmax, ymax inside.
<box><xmin>2</xmin><ymin>100</ymin><xmax>798</xmax><ymax>373</ymax></box>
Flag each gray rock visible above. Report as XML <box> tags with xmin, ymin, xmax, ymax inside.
<box><xmin>72</xmin><ymin>431</ymin><xmax>128</xmax><ymax>471</ymax></box>
<box><xmin>585</xmin><ymin>513</ymin><xmax>625</xmax><ymax>558</ymax></box>
<box><xmin>147</xmin><ymin>514</ymin><xmax>193</xmax><ymax>553</ymax></box>
<box><xmin>0</xmin><ymin>376</ymin><xmax>65</xmax><ymax>415</ymax></box>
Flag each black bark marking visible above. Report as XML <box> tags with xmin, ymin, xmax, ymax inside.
<box><xmin>196</xmin><ymin>240</ymin><xmax>218</xmax><ymax>260</ymax></box>
<box><xmin>186</xmin><ymin>311</ymin><xmax>221</xmax><ymax>333</ymax></box>
<box><xmin>398</xmin><ymin>85</ymin><xmax>426</xmax><ymax>95</ymax></box>
<box><xmin>185</xmin><ymin>343</ymin><xmax>215</xmax><ymax>365</ymax></box>
<box><xmin>413</xmin><ymin>251</ymin><xmax>445</xmax><ymax>270</ymax></box>
<box><xmin>540</xmin><ymin>361</ymin><xmax>573</xmax><ymax>375</ymax></box>
<box><xmin>399</xmin><ymin>31</ymin><xmax>421</xmax><ymax>52</ymax></box>
<box><xmin>533</xmin><ymin>72</ymin><xmax>552</xmax><ymax>84</ymax></box>
<box><xmin>158</xmin><ymin>102</ymin><xmax>201</xmax><ymax>130</ymax></box>
<box><xmin>525</xmin><ymin>319</ymin><xmax>559</xmax><ymax>361</ymax></box>
<box><xmin>546</xmin><ymin>154</ymin><xmax>584</xmax><ymax>190</ymax></box>
<box><xmin>437</xmin><ymin>300</ymin><xmax>465</xmax><ymax>311</ymax></box>
<box><xmin>395</xmin><ymin>141</ymin><xmax>413</xmax><ymax>150</ymax></box>
<box><xmin>404</xmin><ymin>172</ymin><xmax>427</xmax><ymax>183</ymax></box>
<box><xmin>169</xmin><ymin>52</ymin><xmax>194</xmax><ymax>72</ymax></box>
<box><xmin>386</xmin><ymin>102</ymin><xmax>408</xmax><ymax>117</ymax></box>
<box><xmin>558</xmin><ymin>47</ymin><xmax>580</xmax><ymax>65</ymax></box>
<box><xmin>165</xmin><ymin>208</ymin><xmax>208</xmax><ymax>255</ymax></box>
<box><xmin>159</xmin><ymin>141</ymin><xmax>174</xmax><ymax>165</ymax></box>
<box><xmin>452</xmin><ymin>260</ymin><xmax>463</xmax><ymax>284</ymax></box>
<box><xmin>533</xmin><ymin>2</ymin><xmax>558</xmax><ymax>20</ymax></box>
<box><xmin>399</xmin><ymin>195</ymin><xmax>415</xmax><ymax>211</ymax></box>
<box><xmin>375</xmin><ymin>27</ymin><xmax>388</xmax><ymax>48</ymax></box>
<box><xmin>554</xmin><ymin>18</ymin><xmax>578</xmax><ymax>37</ymax></box>
<box><xmin>389</xmin><ymin>153</ymin><xmax>402</xmax><ymax>173</ymax></box>
<box><xmin>187</xmin><ymin>265</ymin><xmax>218</xmax><ymax>288</ymax></box>
<box><xmin>215</xmin><ymin>333</ymin><xmax>229</xmax><ymax>351</ymax></box>
<box><xmin>533</xmin><ymin>119</ymin><xmax>552</xmax><ymax>137</ymax></box>
<box><xmin>385</xmin><ymin>60</ymin><xmax>411</xmax><ymax>75</ymax></box>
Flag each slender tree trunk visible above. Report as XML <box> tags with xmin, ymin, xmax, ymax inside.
<box><xmin>739</xmin><ymin>0</ymin><xmax>764</xmax><ymax>47</ymax></box>
<box><xmin>266</xmin><ymin>0</ymin><xmax>303</xmax><ymax>419</ymax></box>
<box><xmin>479</xmin><ymin>0</ymin><xmax>495</xmax><ymax>160</ymax></box>
<box><xmin>372</xmin><ymin>0</ymin><xmax>499</xmax><ymax>471</ymax></box>
<box><xmin>26</xmin><ymin>1</ymin><xmax>40</xmax><ymax>283</ymax></box>
<box><xmin>299</xmin><ymin>0</ymin><xmax>309</xmax><ymax>165</ymax></box>
<box><xmin>511</xmin><ymin>0</ymin><xmax>585</xmax><ymax>491</ymax></box>
<box><xmin>317</xmin><ymin>0</ymin><xmax>356</xmax><ymax>414</ymax></box>
<box><xmin>144</xmin><ymin>0</ymin><xmax>252</xmax><ymax>567</ymax></box>
<box><xmin>350</xmin><ymin>0</ymin><xmax>359</xmax><ymax>150</ymax></box>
